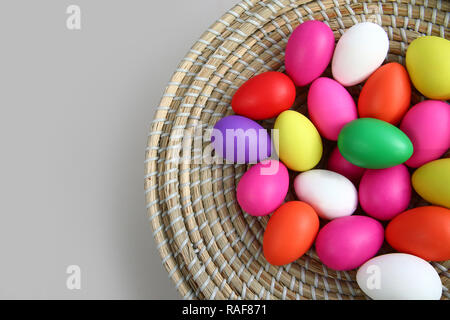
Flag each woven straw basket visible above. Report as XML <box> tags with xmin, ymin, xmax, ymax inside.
<box><xmin>145</xmin><ymin>0</ymin><xmax>450</xmax><ymax>300</ymax></box>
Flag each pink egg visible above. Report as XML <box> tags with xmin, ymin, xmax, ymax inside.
<box><xmin>327</xmin><ymin>146</ymin><xmax>365</xmax><ymax>183</ymax></box>
<box><xmin>285</xmin><ymin>21</ymin><xmax>335</xmax><ymax>86</ymax></box>
<box><xmin>307</xmin><ymin>77</ymin><xmax>358</xmax><ymax>140</ymax></box>
<box><xmin>237</xmin><ymin>160</ymin><xmax>289</xmax><ymax>216</ymax></box>
<box><xmin>359</xmin><ymin>165</ymin><xmax>411</xmax><ymax>221</ymax></box>
<box><xmin>400</xmin><ymin>100</ymin><xmax>450</xmax><ymax>168</ymax></box>
<box><xmin>315</xmin><ymin>216</ymin><xmax>384</xmax><ymax>270</ymax></box>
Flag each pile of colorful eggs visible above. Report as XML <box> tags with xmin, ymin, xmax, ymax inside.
<box><xmin>211</xmin><ymin>21</ymin><xmax>450</xmax><ymax>300</ymax></box>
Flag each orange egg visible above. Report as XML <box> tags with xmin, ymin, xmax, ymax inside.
<box><xmin>358</xmin><ymin>62</ymin><xmax>411</xmax><ymax>125</ymax></box>
<box><xmin>263</xmin><ymin>201</ymin><xmax>319</xmax><ymax>266</ymax></box>
<box><xmin>386</xmin><ymin>206</ymin><xmax>450</xmax><ymax>261</ymax></box>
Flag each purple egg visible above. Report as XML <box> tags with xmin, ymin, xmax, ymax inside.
<box><xmin>211</xmin><ymin>115</ymin><xmax>272</xmax><ymax>164</ymax></box>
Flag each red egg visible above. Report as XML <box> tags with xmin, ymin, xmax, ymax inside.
<box><xmin>358</xmin><ymin>62</ymin><xmax>411</xmax><ymax>125</ymax></box>
<box><xmin>263</xmin><ymin>201</ymin><xmax>319</xmax><ymax>266</ymax></box>
<box><xmin>386</xmin><ymin>206</ymin><xmax>450</xmax><ymax>261</ymax></box>
<box><xmin>231</xmin><ymin>71</ymin><xmax>296</xmax><ymax>120</ymax></box>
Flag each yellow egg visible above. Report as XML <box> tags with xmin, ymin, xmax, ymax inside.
<box><xmin>412</xmin><ymin>158</ymin><xmax>450</xmax><ymax>208</ymax></box>
<box><xmin>274</xmin><ymin>110</ymin><xmax>323</xmax><ymax>171</ymax></box>
<box><xmin>406</xmin><ymin>36</ymin><xmax>450</xmax><ymax>100</ymax></box>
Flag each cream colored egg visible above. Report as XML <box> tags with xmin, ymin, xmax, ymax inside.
<box><xmin>357</xmin><ymin>253</ymin><xmax>442</xmax><ymax>300</ymax></box>
<box><xmin>294</xmin><ymin>169</ymin><xmax>358</xmax><ymax>220</ymax></box>
<box><xmin>332</xmin><ymin>22</ymin><xmax>389</xmax><ymax>86</ymax></box>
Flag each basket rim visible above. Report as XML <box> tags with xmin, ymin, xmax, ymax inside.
<box><xmin>144</xmin><ymin>0</ymin><xmax>450</xmax><ymax>300</ymax></box>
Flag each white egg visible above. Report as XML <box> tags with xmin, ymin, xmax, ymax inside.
<box><xmin>293</xmin><ymin>169</ymin><xmax>357</xmax><ymax>220</ymax></box>
<box><xmin>332</xmin><ymin>22</ymin><xmax>389</xmax><ymax>86</ymax></box>
<box><xmin>357</xmin><ymin>253</ymin><xmax>443</xmax><ymax>300</ymax></box>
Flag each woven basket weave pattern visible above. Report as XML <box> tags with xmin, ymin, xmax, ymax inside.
<box><xmin>145</xmin><ymin>0</ymin><xmax>450</xmax><ymax>300</ymax></box>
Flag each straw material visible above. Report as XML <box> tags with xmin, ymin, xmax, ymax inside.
<box><xmin>145</xmin><ymin>0</ymin><xmax>450</xmax><ymax>300</ymax></box>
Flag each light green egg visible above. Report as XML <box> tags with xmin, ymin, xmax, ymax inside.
<box><xmin>412</xmin><ymin>158</ymin><xmax>450</xmax><ymax>208</ymax></box>
<box><xmin>406</xmin><ymin>36</ymin><xmax>450</xmax><ymax>100</ymax></box>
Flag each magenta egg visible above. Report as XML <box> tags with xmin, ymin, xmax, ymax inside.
<box><xmin>211</xmin><ymin>115</ymin><xmax>271</xmax><ymax>164</ymax></box>
<box><xmin>359</xmin><ymin>165</ymin><xmax>411</xmax><ymax>221</ymax></box>
<box><xmin>315</xmin><ymin>215</ymin><xmax>384</xmax><ymax>270</ymax></box>
<box><xmin>285</xmin><ymin>21</ymin><xmax>335</xmax><ymax>86</ymax></box>
<box><xmin>237</xmin><ymin>160</ymin><xmax>289</xmax><ymax>216</ymax></box>
<box><xmin>400</xmin><ymin>100</ymin><xmax>450</xmax><ymax>168</ymax></box>
<box><xmin>308</xmin><ymin>77</ymin><xmax>358</xmax><ymax>140</ymax></box>
<box><xmin>327</xmin><ymin>146</ymin><xmax>365</xmax><ymax>184</ymax></box>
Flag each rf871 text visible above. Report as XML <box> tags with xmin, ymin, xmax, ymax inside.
<box><xmin>226</xmin><ymin>304</ymin><xmax>266</xmax><ymax>315</ymax></box>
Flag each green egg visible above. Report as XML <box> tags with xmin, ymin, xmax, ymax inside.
<box><xmin>338</xmin><ymin>118</ymin><xmax>413</xmax><ymax>169</ymax></box>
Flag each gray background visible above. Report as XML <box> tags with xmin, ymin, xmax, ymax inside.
<box><xmin>0</xmin><ymin>0</ymin><xmax>237</xmax><ymax>299</ymax></box>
